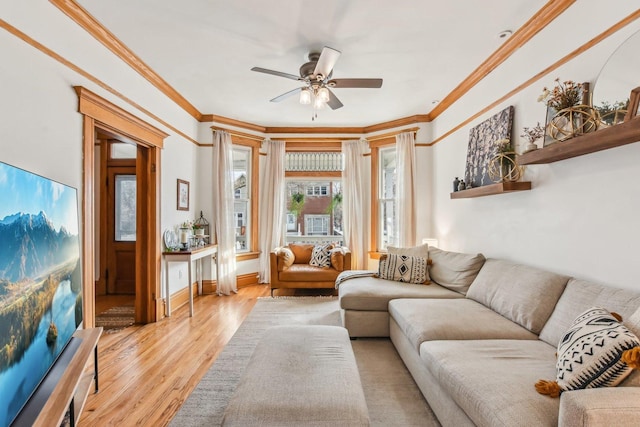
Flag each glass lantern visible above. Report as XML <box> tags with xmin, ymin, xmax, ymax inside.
<box><xmin>193</xmin><ymin>211</ymin><xmax>210</xmax><ymax>245</ymax></box>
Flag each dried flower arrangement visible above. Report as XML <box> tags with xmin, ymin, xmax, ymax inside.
<box><xmin>521</xmin><ymin>123</ymin><xmax>545</xmax><ymax>143</ymax></box>
<box><xmin>493</xmin><ymin>138</ymin><xmax>513</xmax><ymax>153</ymax></box>
<box><xmin>538</xmin><ymin>78</ymin><xmax>583</xmax><ymax>110</ymax></box>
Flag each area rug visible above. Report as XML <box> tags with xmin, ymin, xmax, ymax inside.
<box><xmin>169</xmin><ymin>297</ymin><xmax>438</xmax><ymax>426</ymax></box>
<box><xmin>94</xmin><ymin>304</ymin><xmax>135</xmax><ymax>333</ymax></box>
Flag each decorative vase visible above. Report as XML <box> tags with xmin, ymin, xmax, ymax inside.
<box><xmin>524</xmin><ymin>142</ymin><xmax>539</xmax><ymax>153</ymax></box>
<box><xmin>488</xmin><ymin>152</ymin><xmax>521</xmax><ymax>183</ymax></box>
<box><xmin>548</xmin><ymin>105</ymin><xmax>598</xmax><ymax>142</ymax></box>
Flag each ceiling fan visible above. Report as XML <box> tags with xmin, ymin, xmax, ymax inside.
<box><xmin>251</xmin><ymin>46</ymin><xmax>383</xmax><ymax>117</ymax></box>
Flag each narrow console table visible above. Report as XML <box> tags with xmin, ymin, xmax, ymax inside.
<box><xmin>163</xmin><ymin>244</ymin><xmax>218</xmax><ymax>317</ymax></box>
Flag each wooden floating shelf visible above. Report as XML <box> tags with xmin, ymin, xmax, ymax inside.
<box><xmin>518</xmin><ymin>116</ymin><xmax>640</xmax><ymax>165</ymax></box>
<box><xmin>450</xmin><ymin>181</ymin><xmax>531</xmax><ymax>199</ymax></box>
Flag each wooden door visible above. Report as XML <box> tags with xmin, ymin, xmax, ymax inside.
<box><xmin>106</xmin><ymin>166</ymin><xmax>136</xmax><ymax>294</ymax></box>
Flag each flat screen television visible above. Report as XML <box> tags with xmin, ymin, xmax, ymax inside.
<box><xmin>0</xmin><ymin>161</ymin><xmax>82</xmax><ymax>426</ymax></box>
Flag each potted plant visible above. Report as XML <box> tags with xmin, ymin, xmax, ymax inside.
<box><xmin>594</xmin><ymin>99</ymin><xmax>629</xmax><ymax>127</ymax></box>
<box><xmin>521</xmin><ymin>122</ymin><xmax>545</xmax><ymax>153</ymax></box>
<box><xmin>289</xmin><ymin>192</ymin><xmax>305</xmax><ymax>230</ymax></box>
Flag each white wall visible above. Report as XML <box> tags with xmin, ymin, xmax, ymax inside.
<box><xmin>429</xmin><ymin>15</ymin><xmax>640</xmax><ymax>291</ymax></box>
<box><xmin>0</xmin><ymin>2</ymin><xmax>203</xmax><ymax>299</ymax></box>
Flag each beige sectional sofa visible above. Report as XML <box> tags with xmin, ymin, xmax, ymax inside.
<box><xmin>338</xmin><ymin>249</ymin><xmax>640</xmax><ymax>426</ymax></box>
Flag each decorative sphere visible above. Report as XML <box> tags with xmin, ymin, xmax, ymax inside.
<box><xmin>488</xmin><ymin>152</ymin><xmax>521</xmax><ymax>183</ymax></box>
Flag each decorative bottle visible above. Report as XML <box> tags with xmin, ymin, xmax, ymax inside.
<box><xmin>453</xmin><ymin>177</ymin><xmax>460</xmax><ymax>192</ymax></box>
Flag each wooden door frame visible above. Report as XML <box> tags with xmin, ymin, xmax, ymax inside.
<box><xmin>76</xmin><ymin>86</ymin><xmax>167</xmax><ymax>326</ymax></box>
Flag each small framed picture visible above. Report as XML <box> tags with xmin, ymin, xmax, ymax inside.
<box><xmin>177</xmin><ymin>179</ymin><xmax>189</xmax><ymax>211</ymax></box>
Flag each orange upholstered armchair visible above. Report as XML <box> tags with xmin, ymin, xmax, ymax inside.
<box><xmin>269</xmin><ymin>243</ymin><xmax>351</xmax><ymax>296</ymax></box>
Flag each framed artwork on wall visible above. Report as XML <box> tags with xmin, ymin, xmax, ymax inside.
<box><xmin>464</xmin><ymin>105</ymin><xmax>514</xmax><ymax>188</ymax></box>
<box><xmin>177</xmin><ymin>179</ymin><xmax>189</xmax><ymax>211</ymax></box>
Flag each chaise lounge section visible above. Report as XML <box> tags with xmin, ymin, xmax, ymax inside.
<box><xmin>338</xmin><ymin>247</ymin><xmax>640</xmax><ymax>426</ymax></box>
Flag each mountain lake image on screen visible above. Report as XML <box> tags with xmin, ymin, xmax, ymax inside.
<box><xmin>0</xmin><ymin>161</ymin><xmax>82</xmax><ymax>426</ymax></box>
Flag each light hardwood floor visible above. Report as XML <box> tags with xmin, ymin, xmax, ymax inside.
<box><xmin>81</xmin><ymin>285</ymin><xmax>270</xmax><ymax>426</ymax></box>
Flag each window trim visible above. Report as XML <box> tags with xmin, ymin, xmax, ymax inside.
<box><xmin>230</xmin><ymin>139</ymin><xmax>259</xmax><ymax>257</ymax></box>
<box><xmin>285</xmin><ymin>177</ymin><xmax>343</xmax><ymax>245</ymax></box>
<box><xmin>370</xmin><ymin>143</ymin><xmax>397</xmax><ymax>254</ymax></box>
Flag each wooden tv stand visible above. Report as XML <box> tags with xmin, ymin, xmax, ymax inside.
<box><xmin>28</xmin><ymin>328</ymin><xmax>102</xmax><ymax>427</ymax></box>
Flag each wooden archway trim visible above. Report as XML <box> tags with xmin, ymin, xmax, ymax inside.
<box><xmin>76</xmin><ymin>86</ymin><xmax>166</xmax><ymax>326</ymax></box>
<box><xmin>75</xmin><ymin>86</ymin><xmax>168</xmax><ymax>147</ymax></box>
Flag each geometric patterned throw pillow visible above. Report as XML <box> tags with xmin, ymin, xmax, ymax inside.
<box><xmin>535</xmin><ymin>307</ymin><xmax>640</xmax><ymax>398</ymax></box>
<box><xmin>378</xmin><ymin>253</ymin><xmax>429</xmax><ymax>284</ymax></box>
<box><xmin>309</xmin><ymin>243</ymin><xmax>332</xmax><ymax>268</ymax></box>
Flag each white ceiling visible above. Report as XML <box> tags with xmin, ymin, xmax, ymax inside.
<box><xmin>77</xmin><ymin>0</ymin><xmax>546</xmax><ymax>127</ymax></box>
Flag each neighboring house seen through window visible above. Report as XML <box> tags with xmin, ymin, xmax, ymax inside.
<box><xmin>233</xmin><ymin>147</ymin><xmax>250</xmax><ymax>252</ymax></box>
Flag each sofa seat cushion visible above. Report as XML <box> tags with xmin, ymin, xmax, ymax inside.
<box><xmin>466</xmin><ymin>259</ymin><xmax>569</xmax><ymax>334</ymax></box>
<box><xmin>389</xmin><ymin>299</ymin><xmax>538</xmax><ymax>351</ymax></box>
<box><xmin>339</xmin><ymin>276</ymin><xmax>462</xmax><ymax>311</ymax></box>
<box><xmin>420</xmin><ymin>339</ymin><xmax>559</xmax><ymax>427</ymax></box>
<box><xmin>539</xmin><ymin>278</ymin><xmax>640</xmax><ymax>347</ymax></box>
<box><xmin>279</xmin><ymin>264</ymin><xmax>340</xmax><ymax>282</ymax></box>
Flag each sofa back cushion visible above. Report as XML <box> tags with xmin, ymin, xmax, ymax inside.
<box><xmin>288</xmin><ymin>243</ymin><xmax>315</xmax><ymax>264</ymax></box>
<box><xmin>388</xmin><ymin>243</ymin><xmax>429</xmax><ymax>259</ymax></box>
<box><xmin>427</xmin><ymin>247</ymin><xmax>485</xmax><ymax>295</ymax></box>
<box><xmin>538</xmin><ymin>278</ymin><xmax>640</xmax><ymax>346</ymax></box>
<box><xmin>330</xmin><ymin>247</ymin><xmax>345</xmax><ymax>271</ymax></box>
<box><xmin>466</xmin><ymin>259</ymin><xmax>569</xmax><ymax>334</ymax></box>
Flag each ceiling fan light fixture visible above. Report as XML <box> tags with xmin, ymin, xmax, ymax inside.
<box><xmin>299</xmin><ymin>88</ymin><xmax>311</xmax><ymax>104</ymax></box>
<box><xmin>314</xmin><ymin>96</ymin><xmax>326</xmax><ymax>109</ymax></box>
<box><xmin>317</xmin><ymin>87</ymin><xmax>330</xmax><ymax>103</ymax></box>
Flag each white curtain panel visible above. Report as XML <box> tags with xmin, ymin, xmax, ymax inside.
<box><xmin>258</xmin><ymin>139</ymin><xmax>286</xmax><ymax>283</ymax></box>
<box><xmin>212</xmin><ymin>130</ymin><xmax>238</xmax><ymax>295</ymax></box>
<box><xmin>396</xmin><ymin>131</ymin><xmax>417</xmax><ymax>247</ymax></box>
<box><xmin>342</xmin><ymin>139</ymin><xmax>369</xmax><ymax>269</ymax></box>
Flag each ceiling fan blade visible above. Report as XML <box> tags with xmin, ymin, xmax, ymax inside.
<box><xmin>313</xmin><ymin>46</ymin><xmax>341</xmax><ymax>79</ymax></box>
<box><xmin>326</xmin><ymin>88</ymin><xmax>344</xmax><ymax>110</ymax></box>
<box><xmin>270</xmin><ymin>87</ymin><xmax>302</xmax><ymax>102</ymax></box>
<box><xmin>251</xmin><ymin>67</ymin><xmax>301</xmax><ymax>81</ymax></box>
<box><xmin>329</xmin><ymin>78</ymin><xmax>383</xmax><ymax>88</ymax></box>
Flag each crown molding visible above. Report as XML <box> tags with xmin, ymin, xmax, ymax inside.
<box><xmin>50</xmin><ymin>0</ymin><xmax>202</xmax><ymax>120</ymax></box>
<box><xmin>428</xmin><ymin>0</ymin><xmax>575</xmax><ymax>120</ymax></box>
<box><xmin>203</xmin><ymin>114</ymin><xmax>267</xmax><ymax>132</ymax></box>
<box><xmin>429</xmin><ymin>7</ymin><xmax>640</xmax><ymax>147</ymax></box>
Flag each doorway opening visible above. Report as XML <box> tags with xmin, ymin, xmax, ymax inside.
<box><xmin>76</xmin><ymin>86</ymin><xmax>167</xmax><ymax>327</ymax></box>
<box><xmin>95</xmin><ymin>137</ymin><xmax>137</xmax><ymax>322</ymax></box>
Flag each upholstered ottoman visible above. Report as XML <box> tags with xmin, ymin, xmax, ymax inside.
<box><xmin>221</xmin><ymin>325</ymin><xmax>370</xmax><ymax>426</ymax></box>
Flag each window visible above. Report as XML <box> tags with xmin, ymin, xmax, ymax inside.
<box><xmin>286</xmin><ymin>213</ymin><xmax>297</xmax><ymax>232</ymax></box>
<box><xmin>285</xmin><ymin>179</ymin><xmax>343</xmax><ymax>245</ymax></box>
<box><xmin>306</xmin><ymin>184</ymin><xmax>328</xmax><ymax>196</ymax></box>
<box><xmin>379</xmin><ymin>147</ymin><xmax>397</xmax><ymax>250</ymax></box>
<box><xmin>305</xmin><ymin>215</ymin><xmax>330</xmax><ymax>235</ymax></box>
<box><xmin>233</xmin><ymin>147</ymin><xmax>250</xmax><ymax>252</ymax></box>
<box><xmin>114</xmin><ymin>174</ymin><xmax>136</xmax><ymax>241</ymax></box>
